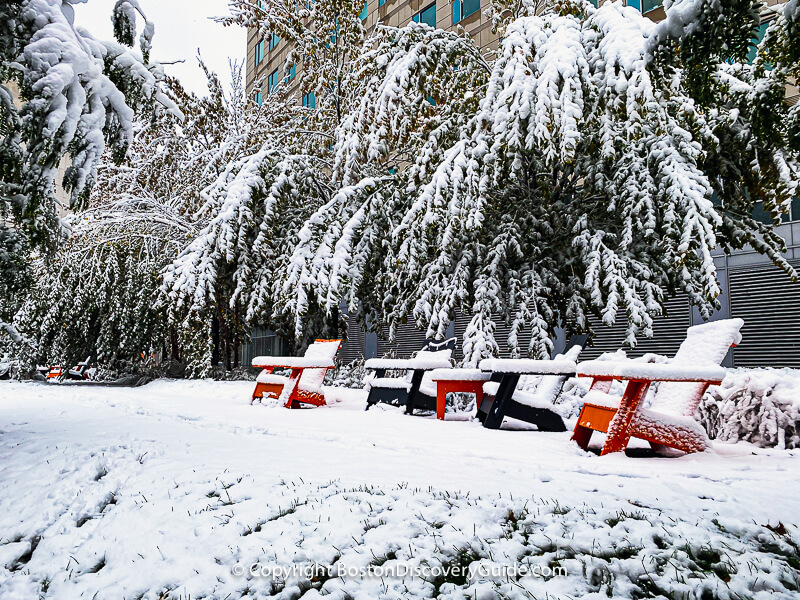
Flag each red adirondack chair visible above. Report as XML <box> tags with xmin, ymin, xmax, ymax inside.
<box><xmin>572</xmin><ymin>318</ymin><xmax>743</xmax><ymax>455</ymax></box>
<box><xmin>251</xmin><ymin>339</ymin><xmax>341</xmax><ymax>408</ymax></box>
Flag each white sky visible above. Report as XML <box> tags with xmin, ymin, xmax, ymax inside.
<box><xmin>73</xmin><ymin>0</ymin><xmax>246</xmax><ymax>96</ymax></box>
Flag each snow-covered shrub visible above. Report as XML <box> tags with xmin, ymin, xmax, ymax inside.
<box><xmin>698</xmin><ymin>369</ymin><xmax>800</xmax><ymax>449</ymax></box>
<box><xmin>324</xmin><ymin>358</ymin><xmax>367</xmax><ymax>389</ymax></box>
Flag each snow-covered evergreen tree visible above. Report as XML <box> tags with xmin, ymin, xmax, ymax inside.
<box><xmin>0</xmin><ymin>0</ymin><xmax>179</xmax><ymax>356</ymax></box>
<box><xmin>7</xmin><ymin>63</ymin><xmax>250</xmax><ymax>376</ymax></box>
<box><xmin>0</xmin><ymin>0</ymin><xmax>177</xmax><ymax>243</ymax></box>
<box><xmin>272</xmin><ymin>0</ymin><xmax>800</xmax><ymax>365</ymax></box>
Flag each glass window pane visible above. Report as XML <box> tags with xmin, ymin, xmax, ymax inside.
<box><xmin>627</xmin><ymin>0</ymin><xmax>641</xmax><ymax>10</ymax></box>
<box><xmin>462</xmin><ymin>0</ymin><xmax>479</xmax><ymax>19</ymax></box>
<box><xmin>752</xmin><ymin>201</ymin><xmax>774</xmax><ymax>225</ymax></box>
<box><xmin>420</xmin><ymin>4</ymin><xmax>436</xmax><ymax>27</ymax></box>
<box><xmin>642</xmin><ymin>0</ymin><xmax>663</xmax><ymax>12</ymax></box>
<box><xmin>747</xmin><ymin>21</ymin><xmax>770</xmax><ymax>64</ymax></box>
<box><xmin>452</xmin><ymin>0</ymin><xmax>461</xmax><ymax>24</ymax></box>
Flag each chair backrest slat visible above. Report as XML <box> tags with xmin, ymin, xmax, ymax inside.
<box><xmin>651</xmin><ymin>318</ymin><xmax>743</xmax><ymax>416</ymax></box>
<box><xmin>415</xmin><ymin>349</ymin><xmax>453</xmax><ymax>389</ymax></box>
<box><xmin>298</xmin><ymin>339</ymin><xmax>342</xmax><ymax>390</ymax></box>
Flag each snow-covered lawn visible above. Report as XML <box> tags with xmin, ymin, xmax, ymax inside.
<box><xmin>1</xmin><ymin>379</ymin><xmax>798</xmax><ymax>599</ymax></box>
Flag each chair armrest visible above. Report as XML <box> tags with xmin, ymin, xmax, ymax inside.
<box><xmin>252</xmin><ymin>356</ymin><xmax>335</xmax><ymax>369</ymax></box>
<box><xmin>577</xmin><ymin>360</ymin><xmax>725</xmax><ymax>383</ymax></box>
<box><xmin>430</xmin><ymin>368</ymin><xmax>491</xmax><ymax>382</ymax></box>
<box><xmin>365</xmin><ymin>358</ymin><xmax>452</xmax><ymax>371</ymax></box>
<box><xmin>479</xmin><ymin>358</ymin><xmax>577</xmax><ymax>376</ymax></box>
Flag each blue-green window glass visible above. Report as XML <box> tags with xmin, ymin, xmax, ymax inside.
<box><xmin>747</xmin><ymin>21</ymin><xmax>770</xmax><ymax>64</ymax></box>
<box><xmin>752</xmin><ymin>201</ymin><xmax>773</xmax><ymax>225</ymax></box>
<box><xmin>453</xmin><ymin>0</ymin><xmax>479</xmax><ymax>24</ymax></box>
<box><xmin>359</xmin><ymin>1</ymin><xmax>368</xmax><ymax>20</ymax></box>
<box><xmin>627</xmin><ymin>0</ymin><xmax>641</xmax><ymax>10</ymax></box>
<box><xmin>269</xmin><ymin>34</ymin><xmax>279</xmax><ymax>51</ymax></box>
<box><xmin>413</xmin><ymin>4</ymin><xmax>436</xmax><ymax>27</ymax></box>
<box><xmin>254</xmin><ymin>88</ymin><xmax>262</xmax><ymax>106</ymax></box>
<box><xmin>255</xmin><ymin>40</ymin><xmax>264</xmax><ymax>64</ymax></box>
<box><xmin>268</xmin><ymin>69</ymin><xmax>279</xmax><ymax>94</ymax></box>
<box><xmin>287</xmin><ymin>64</ymin><xmax>296</xmax><ymax>81</ymax></box>
<box><xmin>302</xmin><ymin>92</ymin><xmax>316</xmax><ymax>108</ymax></box>
<box><xmin>642</xmin><ymin>0</ymin><xmax>663</xmax><ymax>12</ymax></box>
<box><xmin>379</xmin><ymin>0</ymin><xmax>385</xmax><ymax>5</ymax></box>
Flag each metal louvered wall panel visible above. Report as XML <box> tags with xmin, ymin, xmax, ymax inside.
<box><xmin>376</xmin><ymin>315</ymin><xmax>432</xmax><ymax>358</ymax></box>
<box><xmin>452</xmin><ymin>310</ymin><xmax>473</xmax><ymax>360</ymax></box>
<box><xmin>729</xmin><ymin>265</ymin><xmax>800</xmax><ymax>368</ymax></box>
<box><xmin>581</xmin><ymin>294</ymin><xmax>692</xmax><ymax>360</ymax></box>
<box><xmin>339</xmin><ymin>311</ymin><xmax>366</xmax><ymax>363</ymax></box>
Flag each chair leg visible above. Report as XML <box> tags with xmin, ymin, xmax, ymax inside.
<box><xmin>572</xmin><ymin>423</ymin><xmax>593</xmax><ymax>450</ymax></box>
<box><xmin>436</xmin><ymin>384</ymin><xmax>448</xmax><ymax>420</ymax></box>
<box><xmin>601</xmin><ymin>380</ymin><xmax>650</xmax><ymax>455</ymax></box>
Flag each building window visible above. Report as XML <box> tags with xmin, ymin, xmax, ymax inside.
<box><xmin>642</xmin><ymin>0</ymin><xmax>663</xmax><ymax>11</ymax></box>
<box><xmin>287</xmin><ymin>64</ymin><xmax>296</xmax><ymax>82</ymax></box>
<box><xmin>751</xmin><ymin>196</ymin><xmax>800</xmax><ymax>225</ymax></box>
<box><xmin>254</xmin><ymin>87</ymin><xmax>262</xmax><ymax>106</ymax></box>
<box><xmin>302</xmin><ymin>91</ymin><xmax>316</xmax><ymax>108</ymax></box>
<box><xmin>747</xmin><ymin>21</ymin><xmax>770</xmax><ymax>64</ymax></box>
<box><xmin>269</xmin><ymin>34</ymin><xmax>279</xmax><ymax>51</ymax></box>
<box><xmin>268</xmin><ymin>69</ymin><xmax>280</xmax><ymax>94</ymax></box>
<box><xmin>453</xmin><ymin>0</ymin><xmax>479</xmax><ymax>25</ymax></box>
<box><xmin>379</xmin><ymin>0</ymin><xmax>386</xmax><ymax>6</ymax></box>
<box><xmin>255</xmin><ymin>39</ymin><xmax>264</xmax><ymax>65</ymax></box>
<box><xmin>413</xmin><ymin>3</ymin><xmax>436</xmax><ymax>28</ymax></box>
<box><xmin>359</xmin><ymin>1</ymin><xmax>368</xmax><ymax>20</ymax></box>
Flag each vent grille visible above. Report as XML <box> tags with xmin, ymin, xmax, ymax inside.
<box><xmin>729</xmin><ymin>265</ymin><xmax>800</xmax><ymax>368</ymax></box>
<box><xmin>376</xmin><ymin>315</ymin><xmax>433</xmax><ymax>358</ymax></box>
<box><xmin>339</xmin><ymin>312</ymin><xmax>366</xmax><ymax>363</ymax></box>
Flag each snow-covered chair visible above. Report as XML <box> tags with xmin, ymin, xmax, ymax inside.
<box><xmin>364</xmin><ymin>339</ymin><xmax>455</xmax><ymax>414</ymax></box>
<box><xmin>67</xmin><ymin>356</ymin><xmax>92</xmax><ymax>380</ymax></box>
<box><xmin>477</xmin><ymin>336</ymin><xmax>587</xmax><ymax>431</ymax></box>
<box><xmin>251</xmin><ymin>339</ymin><xmax>341</xmax><ymax>408</ymax></box>
<box><xmin>572</xmin><ymin>318</ymin><xmax>744</xmax><ymax>455</ymax></box>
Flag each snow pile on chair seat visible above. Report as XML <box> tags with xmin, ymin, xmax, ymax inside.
<box><xmin>699</xmin><ymin>368</ymin><xmax>800</xmax><ymax>449</ymax></box>
<box><xmin>365</xmin><ymin>349</ymin><xmax>452</xmax><ymax>402</ymax></box>
<box><xmin>556</xmin><ymin>351</ymin><xmax>670</xmax><ymax>418</ymax></box>
<box><xmin>256</xmin><ymin>372</ymin><xmax>289</xmax><ymax>385</ymax></box>
<box><xmin>366</xmin><ymin>377</ymin><xmax>410</xmax><ymax>391</ymax></box>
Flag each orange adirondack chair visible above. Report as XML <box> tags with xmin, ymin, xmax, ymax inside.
<box><xmin>572</xmin><ymin>318</ymin><xmax>743</xmax><ymax>455</ymax></box>
<box><xmin>251</xmin><ymin>339</ymin><xmax>342</xmax><ymax>408</ymax></box>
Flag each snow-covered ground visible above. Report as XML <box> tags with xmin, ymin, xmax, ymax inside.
<box><xmin>1</xmin><ymin>379</ymin><xmax>798</xmax><ymax>599</ymax></box>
